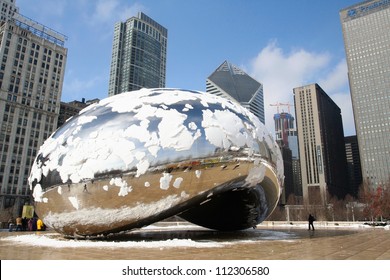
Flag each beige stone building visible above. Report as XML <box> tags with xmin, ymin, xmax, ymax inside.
<box><xmin>294</xmin><ymin>83</ymin><xmax>349</xmax><ymax>205</ymax></box>
<box><xmin>0</xmin><ymin>15</ymin><xmax>67</xmax><ymax>219</ymax></box>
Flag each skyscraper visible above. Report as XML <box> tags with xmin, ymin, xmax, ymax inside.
<box><xmin>340</xmin><ymin>0</ymin><xmax>390</xmax><ymax>188</ymax></box>
<box><xmin>0</xmin><ymin>13</ymin><xmax>67</xmax><ymax>217</ymax></box>
<box><xmin>294</xmin><ymin>83</ymin><xmax>349</xmax><ymax>204</ymax></box>
<box><xmin>274</xmin><ymin>111</ymin><xmax>296</xmax><ymax>148</ymax></box>
<box><xmin>345</xmin><ymin>135</ymin><xmax>362</xmax><ymax>196</ymax></box>
<box><xmin>273</xmin><ymin>111</ymin><xmax>302</xmax><ymax>202</ymax></box>
<box><xmin>0</xmin><ymin>0</ymin><xmax>18</xmax><ymax>22</ymax></box>
<box><xmin>206</xmin><ymin>60</ymin><xmax>265</xmax><ymax>124</ymax></box>
<box><xmin>108</xmin><ymin>12</ymin><xmax>167</xmax><ymax>96</ymax></box>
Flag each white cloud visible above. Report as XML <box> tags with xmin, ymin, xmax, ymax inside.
<box><xmin>89</xmin><ymin>0</ymin><xmax>145</xmax><ymax>25</ymax></box>
<box><xmin>63</xmin><ymin>75</ymin><xmax>105</xmax><ymax>101</ymax></box>
<box><xmin>118</xmin><ymin>3</ymin><xmax>146</xmax><ymax>22</ymax></box>
<box><xmin>22</xmin><ymin>0</ymin><xmax>67</xmax><ymax>17</ymax></box>
<box><xmin>246</xmin><ymin>41</ymin><xmax>355</xmax><ymax>137</ymax></box>
<box><xmin>92</xmin><ymin>0</ymin><xmax>120</xmax><ymax>23</ymax></box>
<box><xmin>319</xmin><ymin>59</ymin><xmax>349</xmax><ymax>93</ymax></box>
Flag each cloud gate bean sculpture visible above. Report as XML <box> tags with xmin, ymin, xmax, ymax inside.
<box><xmin>28</xmin><ymin>88</ymin><xmax>284</xmax><ymax>237</ymax></box>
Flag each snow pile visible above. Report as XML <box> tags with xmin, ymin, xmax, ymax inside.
<box><xmin>1</xmin><ymin>234</ymin><xmax>224</xmax><ymax>249</ymax></box>
<box><xmin>0</xmin><ymin>227</ymin><xmax>297</xmax><ymax>249</ymax></box>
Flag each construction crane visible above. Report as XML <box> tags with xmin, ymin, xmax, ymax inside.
<box><xmin>269</xmin><ymin>102</ymin><xmax>293</xmax><ymax>113</ymax></box>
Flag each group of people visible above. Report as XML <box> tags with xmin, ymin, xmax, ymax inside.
<box><xmin>8</xmin><ymin>216</ymin><xmax>45</xmax><ymax>232</ymax></box>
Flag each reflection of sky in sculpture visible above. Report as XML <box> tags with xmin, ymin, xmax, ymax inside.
<box><xmin>29</xmin><ymin>88</ymin><xmax>283</xmax><ymax>191</ymax></box>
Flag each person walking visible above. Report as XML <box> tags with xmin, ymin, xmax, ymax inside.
<box><xmin>8</xmin><ymin>218</ymin><xmax>14</xmax><ymax>232</ymax></box>
<box><xmin>308</xmin><ymin>214</ymin><xmax>316</xmax><ymax>231</ymax></box>
<box><xmin>31</xmin><ymin>217</ymin><xmax>37</xmax><ymax>231</ymax></box>
<box><xmin>15</xmin><ymin>217</ymin><xmax>23</xmax><ymax>231</ymax></box>
<box><xmin>28</xmin><ymin>218</ymin><xmax>33</xmax><ymax>231</ymax></box>
<box><xmin>22</xmin><ymin>217</ymin><xmax>28</xmax><ymax>231</ymax></box>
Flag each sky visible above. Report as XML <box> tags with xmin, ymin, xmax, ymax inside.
<box><xmin>16</xmin><ymin>0</ymin><xmax>360</xmax><ymax>136</ymax></box>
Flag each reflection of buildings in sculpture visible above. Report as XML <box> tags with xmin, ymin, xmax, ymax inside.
<box><xmin>340</xmin><ymin>1</ymin><xmax>390</xmax><ymax>188</ymax></box>
<box><xmin>108</xmin><ymin>12</ymin><xmax>167</xmax><ymax>96</ymax></box>
<box><xmin>0</xmin><ymin>13</ymin><xmax>67</xmax><ymax>215</ymax></box>
<box><xmin>293</xmin><ymin>83</ymin><xmax>349</xmax><ymax>205</ymax></box>
<box><xmin>278</xmin><ymin>146</ymin><xmax>292</xmax><ymax>205</ymax></box>
<box><xmin>57</xmin><ymin>98</ymin><xmax>100</xmax><ymax>128</ymax></box>
<box><xmin>206</xmin><ymin>60</ymin><xmax>265</xmax><ymax>124</ymax></box>
<box><xmin>345</xmin><ymin>135</ymin><xmax>362</xmax><ymax>197</ymax></box>
<box><xmin>273</xmin><ymin>112</ymin><xmax>302</xmax><ymax>203</ymax></box>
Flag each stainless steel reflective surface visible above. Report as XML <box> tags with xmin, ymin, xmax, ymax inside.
<box><xmin>28</xmin><ymin>88</ymin><xmax>283</xmax><ymax>237</ymax></box>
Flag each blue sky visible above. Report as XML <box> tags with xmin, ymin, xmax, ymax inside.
<box><xmin>17</xmin><ymin>0</ymin><xmax>359</xmax><ymax>136</ymax></box>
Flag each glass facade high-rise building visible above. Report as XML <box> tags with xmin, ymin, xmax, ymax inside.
<box><xmin>108</xmin><ymin>12</ymin><xmax>167</xmax><ymax>96</ymax></box>
<box><xmin>340</xmin><ymin>0</ymin><xmax>390</xmax><ymax>188</ymax></box>
<box><xmin>206</xmin><ymin>60</ymin><xmax>265</xmax><ymax>124</ymax></box>
<box><xmin>345</xmin><ymin>135</ymin><xmax>363</xmax><ymax>196</ymax></box>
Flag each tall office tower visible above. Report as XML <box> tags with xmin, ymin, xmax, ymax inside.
<box><xmin>340</xmin><ymin>1</ymin><xmax>390</xmax><ymax>188</ymax></box>
<box><xmin>0</xmin><ymin>0</ymin><xmax>18</xmax><ymax>22</ymax></box>
<box><xmin>294</xmin><ymin>84</ymin><xmax>349</xmax><ymax>205</ymax></box>
<box><xmin>273</xmin><ymin>111</ymin><xmax>302</xmax><ymax>202</ymax></box>
<box><xmin>345</xmin><ymin>135</ymin><xmax>363</xmax><ymax>197</ymax></box>
<box><xmin>108</xmin><ymin>12</ymin><xmax>167</xmax><ymax>96</ymax></box>
<box><xmin>288</xmin><ymin>130</ymin><xmax>302</xmax><ymax>200</ymax></box>
<box><xmin>0</xmin><ymin>15</ymin><xmax>67</xmax><ymax>217</ymax></box>
<box><xmin>278</xmin><ymin>146</ymin><xmax>293</xmax><ymax>205</ymax></box>
<box><xmin>206</xmin><ymin>60</ymin><xmax>265</xmax><ymax>124</ymax></box>
<box><xmin>274</xmin><ymin>112</ymin><xmax>296</xmax><ymax>148</ymax></box>
<box><xmin>274</xmin><ymin>112</ymin><xmax>294</xmax><ymax>203</ymax></box>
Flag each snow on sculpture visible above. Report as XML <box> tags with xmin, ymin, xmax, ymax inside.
<box><xmin>28</xmin><ymin>88</ymin><xmax>283</xmax><ymax>237</ymax></box>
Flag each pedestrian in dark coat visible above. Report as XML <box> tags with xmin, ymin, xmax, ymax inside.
<box><xmin>22</xmin><ymin>217</ymin><xmax>28</xmax><ymax>231</ymax></box>
<box><xmin>32</xmin><ymin>217</ymin><xmax>37</xmax><ymax>231</ymax></box>
<box><xmin>308</xmin><ymin>214</ymin><xmax>316</xmax><ymax>231</ymax></box>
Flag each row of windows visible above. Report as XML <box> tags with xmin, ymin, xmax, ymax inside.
<box><xmin>0</xmin><ymin>24</ymin><xmax>64</xmax><ymax>196</ymax></box>
<box><xmin>131</xmin><ymin>19</ymin><xmax>165</xmax><ymax>43</ymax></box>
<box><xmin>4</xmin><ymin>91</ymin><xmax>59</xmax><ymax>113</ymax></box>
<box><xmin>295</xmin><ymin>88</ymin><xmax>321</xmax><ymax>185</ymax></box>
<box><xmin>344</xmin><ymin>3</ymin><xmax>390</xmax><ymax>181</ymax></box>
<box><xmin>2</xmin><ymin>33</ymin><xmax>64</xmax><ymax>70</ymax></box>
<box><xmin>4</xmin><ymin>93</ymin><xmax>58</xmax><ymax>113</ymax></box>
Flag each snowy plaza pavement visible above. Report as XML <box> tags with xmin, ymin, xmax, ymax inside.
<box><xmin>1</xmin><ymin>222</ymin><xmax>390</xmax><ymax>260</ymax></box>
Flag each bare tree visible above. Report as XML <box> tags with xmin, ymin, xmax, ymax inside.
<box><xmin>381</xmin><ymin>185</ymin><xmax>390</xmax><ymax>219</ymax></box>
<box><xmin>358</xmin><ymin>179</ymin><xmax>390</xmax><ymax>222</ymax></box>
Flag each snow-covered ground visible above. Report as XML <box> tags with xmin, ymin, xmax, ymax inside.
<box><xmin>1</xmin><ymin>222</ymin><xmax>388</xmax><ymax>250</ymax></box>
<box><xmin>0</xmin><ymin>223</ymin><xmax>297</xmax><ymax>249</ymax></box>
